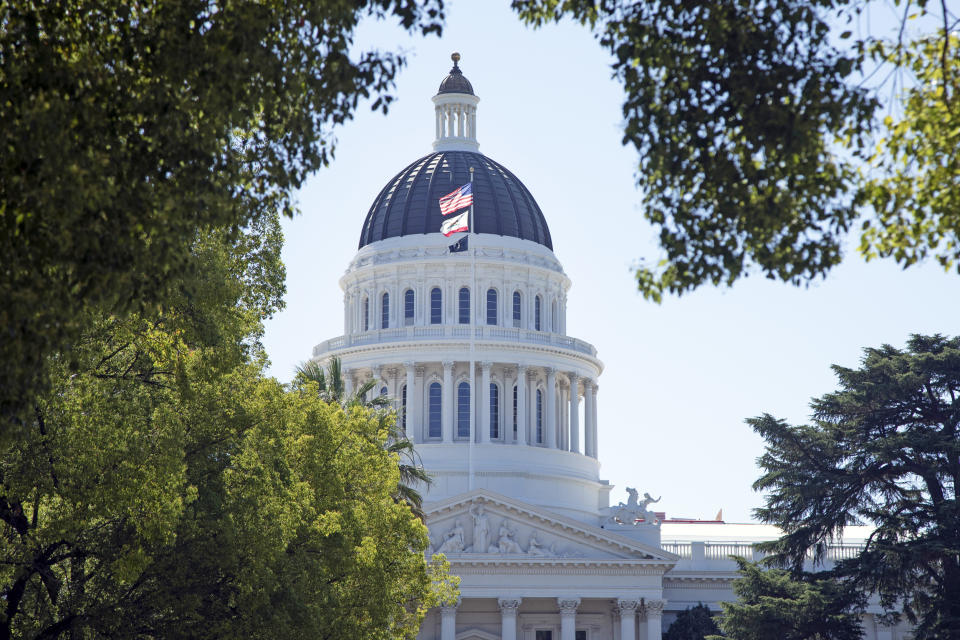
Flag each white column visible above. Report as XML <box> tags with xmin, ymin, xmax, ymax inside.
<box><xmin>442</xmin><ymin>361</ymin><xmax>454</xmax><ymax>443</ymax></box>
<box><xmin>440</xmin><ymin>599</ymin><xmax>459</xmax><ymax>640</ymax></box>
<box><xmin>644</xmin><ymin>600</ymin><xmax>665</xmax><ymax>640</ymax></box>
<box><xmin>404</xmin><ymin>362</ymin><xmax>416</xmax><ymax>439</ymax></box>
<box><xmin>583</xmin><ymin>380</ymin><xmax>594</xmax><ymax>457</ymax></box>
<box><xmin>559</xmin><ymin>385</ymin><xmax>568</xmax><ymax>450</ymax></box>
<box><xmin>569</xmin><ymin>374</ymin><xmax>580</xmax><ymax>454</ymax></box>
<box><xmin>435</xmin><ymin>106</ymin><xmax>442</xmax><ymax>140</ymax></box>
<box><xmin>546</xmin><ymin>368</ymin><xmax>557</xmax><ymax>449</ymax></box>
<box><xmin>558</xmin><ymin>598</ymin><xmax>580</xmax><ymax>640</ymax></box>
<box><xmin>590</xmin><ymin>382</ymin><xmax>599</xmax><ymax>459</ymax></box>
<box><xmin>618</xmin><ymin>600</ymin><xmax>639</xmax><ymax>640</ymax></box>
<box><xmin>344</xmin><ymin>369</ymin><xmax>354</xmax><ymax>400</ymax></box>
<box><xmin>480</xmin><ymin>362</ymin><xmax>491</xmax><ymax>443</ymax></box>
<box><xmin>516</xmin><ymin>365</ymin><xmax>527</xmax><ymax>445</ymax></box>
<box><xmin>498</xmin><ymin>598</ymin><xmax>521</xmax><ymax>640</ymax></box>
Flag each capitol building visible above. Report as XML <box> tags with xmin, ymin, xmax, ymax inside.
<box><xmin>308</xmin><ymin>55</ymin><xmax>906</xmax><ymax>640</ymax></box>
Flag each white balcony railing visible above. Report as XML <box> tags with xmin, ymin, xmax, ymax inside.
<box><xmin>660</xmin><ymin>540</ymin><xmax>866</xmax><ymax>563</ymax></box>
<box><xmin>313</xmin><ymin>325</ymin><xmax>598</xmax><ymax>358</ymax></box>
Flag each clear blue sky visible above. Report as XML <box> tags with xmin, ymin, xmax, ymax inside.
<box><xmin>262</xmin><ymin>0</ymin><xmax>960</xmax><ymax>524</ymax></box>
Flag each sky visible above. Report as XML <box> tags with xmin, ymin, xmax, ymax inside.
<box><xmin>262</xmin><ymin>0</ymin><xmax>960</xmax><ymax>525</ymax></box>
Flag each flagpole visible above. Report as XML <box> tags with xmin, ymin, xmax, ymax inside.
<box><xmin>467</xmin><ymin>167</ymin><xmax>476</xmax><ymax>492</ymax></box>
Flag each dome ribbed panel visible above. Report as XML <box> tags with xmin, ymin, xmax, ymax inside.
<box><xmin>358</xmin><ymin>151</ymin><xmax>553</xmax><ymax>251</ymax></box>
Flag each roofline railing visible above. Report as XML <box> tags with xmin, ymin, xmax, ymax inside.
<box><xmin>313</xmin><ymin>325</ymin><xmax>598</xmax><ymax>358</ymax></box>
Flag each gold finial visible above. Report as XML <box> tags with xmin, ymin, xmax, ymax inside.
<box><xmin>451</xmin><ymin>52</ymin><xmax>461</xmax><ymax>67</ymax></box>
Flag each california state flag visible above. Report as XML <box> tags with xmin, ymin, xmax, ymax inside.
<box><xmin>440</xmin><ymin>211</ymin><xmax>469</xmax><ymax>237</ymax></box>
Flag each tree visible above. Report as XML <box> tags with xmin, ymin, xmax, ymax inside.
<box><xmin>511</xmin><ymin>0</ymin><xmax>958</xmax><ymax>302</ymax></box>
<box><xmin>0</xmin><ymin>0</ymin><xmax>444</xmax><ymax>439</ymax></box>
<box><xmin>665</xmin><ymin>603</ymin><xmax>722</xmax><ymax>640</ymax></box>
<box><xmin>294</xmin><ymin>357</ymin><xmax>432</xmax><ymax>520</ymax></box>
<box><xmin>0</xmin><ymin>216</ymin><xmax>455</xmax><ymax>638</ymax></box>
<box><xmin>707</xmin><ymin>558</ymin><xmax>864</xmax><ymax>640</ymax></box>
<box><xmin>750</xmin><ymin>334</ymin><xmax>960</xmax><ymax>639</ymax></box>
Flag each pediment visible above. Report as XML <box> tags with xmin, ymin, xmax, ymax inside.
<box><xmin>425</xmin><ymin>489</ymin><xmax>678</xmax><ymax>565</ymax></box>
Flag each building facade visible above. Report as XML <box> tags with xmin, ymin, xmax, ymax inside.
<box><xmin>309</xmin><ymin>55</ymin><xmax>908</xmax><ymax>640</ymax></box>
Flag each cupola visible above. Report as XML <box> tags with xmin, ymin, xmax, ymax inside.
<box><xmin>432</xmin><ymin>53</ymin><xmax>480</xmax><ymax>152</ymax></box>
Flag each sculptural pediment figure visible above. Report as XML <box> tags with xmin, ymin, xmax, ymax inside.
<box><xmin>426</xmin><ymin>490</ymin><xmax>677</xmax><ymax>562</ymax></box>
<box><xmin>604</xmin><ymin>488</ymin><xmax>662</xmax><ymax>527</ymax></box>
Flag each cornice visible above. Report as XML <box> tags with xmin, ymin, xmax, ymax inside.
<box><xmin>312</xmin><ymin>337</ymin><xmax>603</xmax><ymax>371</ymax></box>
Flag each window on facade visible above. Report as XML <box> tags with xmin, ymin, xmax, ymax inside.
<box><xmin>534</xmin><ymin>295</ymin><xmax>542</xmax><ymax>331</ymax></box>
<box><xmin>457</xmin><ymin>381</ymin><xmax>471</xmax><ymax>438</ymax></box>
<box><xmin>401</xmin><ymin>384</ymin><xmax>407</xmax><ymax>433</ymax></box>
<box><xmin>535</xmin><ymin>631</ymin><xmax>553</xmax><ymax>640</ymax></box>
<box><xmin>380</xmin><ymin>386</ymin><xmax>388</xmax><ymax>397</ymax></box>
<box><xmin>363</xmin><ymin>297</ymin><xmax>370</xmax><ymax>331</ymax></box>
<box><xmin>381</xmin><ymin>292</ymin><xmax>389</xmax><ymax>329</ymax></box>
<box><xmin>430</xmin><ymin>287</ymin><xmax>442</xmax><ymax>324</ymax></box>
<box><xmin>575</xmin><ymin>631</ymin><xmax>587</xmax><ymax>640</ymax></box>
<box><xmin>486</xmin><ymin>288</ymin><xmax>498</xmax><ymax>325</ymax></box>
<box><xmin>536</xmin><ymin>388</ymin><xmax>543</xmax><ymax>444</ymax></box>
<box><xmin>512</xmin><ymin>385</ymin><xmax>518</xmax><ymax>438</ymax></box>
<box><xmin>404</xmin><ymin>289</ymin><xmax>415</xmax><ymax>326</ymax></box>
<box><xmin>489</xmin><ymin>383</ymin><xmax>499</xmax><ymax>439</ymax></box>
<box><xmin>429</xmin><ymin>382</ymin><xmax>442</xmax><ymax>438</ymax></box>
<box><xmin>512</xmin><ymin>291</ymin><xmax>522</xmax><ymax>328</ymax></box>
<box><xmin>458</xmin><ymin>287</ymin><xmax>470</xmax><ymax>324</ymax></box>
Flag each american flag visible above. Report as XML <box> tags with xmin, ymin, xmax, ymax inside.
<box><xmin>438</xmin><ymin>182</ymin><xmax>474</xmax><ymax>216</ymax></box>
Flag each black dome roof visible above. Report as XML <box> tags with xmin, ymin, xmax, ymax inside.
<box><xmin>358</xmin><ymin>151</ymin><xmax>553</xmax><ymax>250</ymax></box>
<box><xmin>438</xmin><ymin>55</ymin><xmax>474</xmax><ymax>95</ymax></box>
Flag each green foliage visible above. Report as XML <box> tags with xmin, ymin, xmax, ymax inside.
<box><xmin>0</xmin><ymin>214</ymin><xmax>454</xmax><ymax>637</ymax></box>
<box><xmin>0</xmin><ymin>0</ymin><xmax>444</xmax><ymax>439</ymax></box>
<box><xmin>665</xmin><ymin>603</ymin><xmax>722</xmax><ymax>640</ymax></box>
<box><xmin>861</xmin><ymin>32</ymin><xmax>960</xmax><ymax>270</ymax></box>
<box><xmin>708</xmin><ymin>558</ymin><xmax>864</xmax><ymax>640</ymax></box>
<box><xmin>751</xmin><ymin>334</ymin><xmax>960</xmax><ymax>638</ymax></box>
<box><xmin>295</xmin><ymin>356</ymin><xmax>432</xmax><ymax>520</ymax></box>
<box><xmin>512</xmin><ymin>0</ymin><xmax>958</xmax><ymax>301</ymax></box>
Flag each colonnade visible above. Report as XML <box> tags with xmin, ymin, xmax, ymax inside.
<box><xmin>435</xmin><ymin>103</ymin><xmax>477</xmax><ymax>142</ymax></box>
<box><xmin>344</xmin><ymin>361</ymin><xmax>599</xmax><ymax>457</ymax></box>
<box><xmin>437</xmin><ymin>597</ymin><xmax>665</xmax><ymax>640</ymax></box>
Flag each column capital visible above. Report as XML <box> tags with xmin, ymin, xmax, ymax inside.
<box><xmin>403</xmin><ymin>360</ymin><xmax>415</xmax><ymax>368</ymax></box>
<box><xmin>502</xmin><ymin>367</ymin><xmax>517</xmax><ymax>378</ymax></box>
<box><xmin>568</xmin><ymin>371</ymin><xmax>579</xmax><ymax>383</ymax></box>
<box><xmin>480</xmin><ymin>361</ymin><xmax>492</xmax><ymax>371</ymax></box>
<box><xmin>643</xmin><ymin>599</ymin><xmax>666</xmax><ymax>617</ymax></box>
<box><xmin>545</xmin><ymin>366</ymin><xmax>556</xmax><ymax>377</ymax></box>
<box><xmin>517</xmin><ymin>363</ymin><xmax>528</xmax><ymax>373</ymax></box>
<box><xmin>557</xmin><ymin>598</ymin><xmax>581</xmax><ymax>614</ymax></box>
<box><xmin>386</xmin><ymin>366</ymin><xmax>399</xmax><ymax>378</ymax></box>
<box><xmin>442</xmin><ymin>360</ymin><xmax>454</xmax><ymax>369</ymax></box>
<box><xmin>498</xmin><ymin>598</ymin><xmax>521</xmax><ymax>613</ymax></box>
<box><xmin>415</xmin><ymin>366</ymin><xmax>426</xmax><ymax>376</ymax></box>
<box><xmin>440</xmin><ymin>597</ymin><xmax>461</xmax><ymax>614</ymax></box>
<box><xmin>617</xmin><ymin>599</ymin><xmax>640</xmax><ymax>615</ymax></box>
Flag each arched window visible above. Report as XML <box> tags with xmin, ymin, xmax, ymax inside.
<box><xmin>429</xmin><ymin>382</ymin><xmax>442</xmax><ymax>438</ymax></box>
<box><xmin>489</xmin><ymin>383</ymin><xmax>500</xmax><ymax>439</ymax></box>
<box><xmin>380</xmin><ymin>386</ymin><xmax>388</xmax><ymax>397</ymax></box>
<box><xmin>536</xmin><ymin>388</ymin><xmax>544</xmax><ymax>444</ymax></box>
<box><xmin>458</xmin><ymin>287</ymin><xmax>470</xmax><ymax>324</ymax></box>
<box><xmin>430</xmin><ymin>287</ymin><xmax>442</xmax><ymax>324</ymax></box>
<box><xmin>512</xmin><ymin>291</ymin><xmax>522</xmax><ymax>328</ymax></box>
<box><xmin>512</xmin><ymin>385</ymin><xmax>518</xmax><ymax>439</ymax></box>
<box><xmin>381</xmin><ymin>292</ymin><xmax>390</xmax><ymax>329</ymax></box>
<box><xmin>404</xmin><ymin>289</ymin><xmax>415</xmax><ymax>326</ymax></box>
<box><xmin>534</xmin><ymin>295</ymin><xmax>542</xmax><ymax>331</ymax></box>
<box><xmin>457</xmin><ymin>381</ymin><xmax>471</xmax><ymax>438</ymax></box>
<box><xmin>401</xmin><ymin>384</ymin><xmax>407</xmax><ymax>433</ymax></box>
<box><xmin>486</xmin><ymin>288</ymin><xmax>498</xmax><ymax>325</ymax></box>
<box><xmin>551</xmin><ymin>300</ymin><xmax>557</xmax><ymax>332</ymax></box>
<box><xmin>363</xmin><ymin>296</ymin><xmax>370</xmax><ymax>331</ymax></box>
